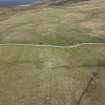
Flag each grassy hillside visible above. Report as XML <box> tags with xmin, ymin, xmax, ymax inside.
<box><xmin>0</xmin><ymin>0</ymin><xmax>105</xmax><ymax>45</ymax></box>
<box><xmin>0</xmin><ymin>0</ymin><xmax>105</xmax><ymax>105</ymax></box>
<box><xmin>0</xmin><ymin>44</ymin><xmax>105</xmax><ymax>105</ymax></box>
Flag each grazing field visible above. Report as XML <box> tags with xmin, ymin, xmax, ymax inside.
<box><xmin>0</xmin><ymin>0</ymin><xmax>105</xmax><ymax>45</ymax></box>
<box><xmin>0</xmin><ymin>44</ymin><xmax>105</xmax><ymax>105</ymax></box>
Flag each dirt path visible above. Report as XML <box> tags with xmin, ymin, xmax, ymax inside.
<box><xmin>0</xmin><ymin>42</ymin><xmax>105</xmax><ymax>48</ymax></box>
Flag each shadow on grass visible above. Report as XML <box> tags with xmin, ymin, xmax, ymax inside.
<box><xmin>51</xmin><ymin>59</ymin><xmax>105</xmax><ymax>69</ymax></box>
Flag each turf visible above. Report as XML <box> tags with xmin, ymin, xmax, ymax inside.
<box><xmin>0</xmin><ymin>44</ymin><xmax>105</xmax><ymax>105</ymax></box>
<box><xmin>0</xmin><ymin>0</ymin><xmax>105</xmax><ymax>105</ymax></box>
<box><xmin>0</xmin><ymin>0</ymin><xmax>105</xmax><ymax>45</ymax></box>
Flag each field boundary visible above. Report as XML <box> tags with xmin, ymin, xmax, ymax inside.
<box><xmin>0</xmin><ymin>42</ymin><xmax>105</xmax><ymax>48</ymax></box>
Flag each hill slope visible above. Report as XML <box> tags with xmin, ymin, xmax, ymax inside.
<box><xmin>0</xmin><ymin>0</ymin><xmax>105</xmax><ymax>105</ymax></box>
<box><xmin>0</xmin><ymin>44</ymin><xmax>105</xmax><ymax>105</ymax></box>
<box><xmin>0</xmin><ymin>0</ymin><xmax>105</xmax><ymax>45</ymax></box>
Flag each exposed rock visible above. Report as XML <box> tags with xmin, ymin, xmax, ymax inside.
<box><xmin>49</xmin><ymin>0</ymin><xmax>89</xmax><ymax>6</ymax></box>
